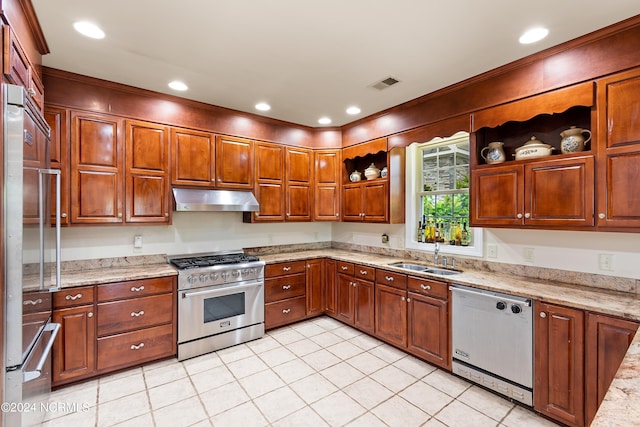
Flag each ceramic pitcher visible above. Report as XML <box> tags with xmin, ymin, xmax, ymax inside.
<box><xmin>480</xmin><ymin>141</ymin><xmax>506</xmax><ymax>164</ymax></box>
<box><xmin>560</xmin><ymin>126</ymin><xmax>591</xmax><ymax>154</ymax></box>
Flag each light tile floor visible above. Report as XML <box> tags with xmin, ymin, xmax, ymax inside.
<box><xmin>41</xmin><ymin>316</ymin><xmax>559</xmax><ymax>427</ymax></box>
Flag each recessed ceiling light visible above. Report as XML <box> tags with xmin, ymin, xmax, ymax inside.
<box><xmin>318</xmin><ymin>117</ymin><xmax>332</xmax><ymax>125</ymax></box>
<box><xmin>73</xmin><ymin>21</ymin><xmax>105</xmax><ymax>39</ymax></box>
<box><xmin>168</xmin><ymin>81</ymin><xmax>188</xmax><ymax>91</ymax></box>
<box><xmin>346</xmin><ymin>106</ymin><xmax>361</xmax><ymax>115</ymax></box>
<box><xmin>255</xmin><ymin>102</ymin><xmax>271</xmax><ymax>111</ymax></box>
<box><xmin>519</xmin><ymin>27</ymin><xmax>549</xmax><ymax>44</ymax></box>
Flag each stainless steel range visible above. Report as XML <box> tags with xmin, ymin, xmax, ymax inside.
<box><xmin>169</xmin><ymin>251</ymin><xmax>265</xmax><ymax>361</ymax></box>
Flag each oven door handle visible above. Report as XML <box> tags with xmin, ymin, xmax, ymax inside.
<box><xmin>181</xmin><ymin>281</ymin><xmax>263</xmax><ymax>299</ymax></box>
<box><xmin>23</xmin><ymin>322</ymin><xmax>61</xmax><ymax>382</ymax></box>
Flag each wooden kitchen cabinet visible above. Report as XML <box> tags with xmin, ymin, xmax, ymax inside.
<box><xmin>335</xmin><ymin>262</ymin><xmax>374</xmax><ymax>334</ymax></box>
<box><xmin>375</xmin><ymin>283</ymin><xmax>407</xmax><ymax>347</ymax></box>
<box><xmin>52</xmin><ymin>286</ymin><xmax>96</xmax><ymax>386</ymax></box>
<box><xmin>45</xmin><ymin>106</ymin><xmax>70</xmax><ymax>226</ymax></box>
<box><xmin>125</xmin><ymin>120</ymin><xmax>171</xmax><ymax>224</ymax></box>
<box><xmin>305</xmin><ymin>259</ymin><xmax>325</xmax><ymax>317</ymax></box>
<box><xmin>585</xmin><ymin>313</ymin><xmax>639</xmax><ymax>426</ymax></box>
<box><xmin>252</xmin><ymin>142</ymin><xmax>285</xmax><ymax>221</ymax></box>
<box><xmin>264</xmin><ymin>261</ymin><xmax>308</xmax><ymax>329</ymax></box>
<box><xmin>170</xmin><ymin>127</ymin><xmax>216</xmax><ymax>187</ymax></box>
<box><xmin>70</xmin><ymin>111</ymin><xmax>124</xmax><ymax>224</ymax></box>
<box><xmin>595</xmin><ymin>67</ymin><xmax>640</xmax><ymax>229</ymax></box>
<box><xmin>471</xmin><ymin>155</ymin><xmax>594</xmax><ymax>228</ymax></box>
<box><xmin>534</xmin><ymin>302</ymin><xmax>585</xmax><ymax>427</ymax></box>
<box><xmin>314</xmin><ymin>149</ymin><xmax>341</xmax><ymax>221</ymax></box>
<box><xmin>215</xmin><ymin>135</ymin><xmax>254</xmax><ymax>189</ymax></box>
<box><xmin>3</xmin><ymin>25</ymin><xmax>45</xmax><ymax>112</ymax></box>
<box><xmin>285</xmin><ymin>146</ymin><xmax>313</xmax><ymax>221</ymax></box>
<box><xmin>325</xmin><ymin>259</ymin><xmax>337</xmax><ymax>316</ymax></box>
<box><xmin>342</xmin><ymin>180</ymin><xmax>388</xmax><ymax>222</ymax></box>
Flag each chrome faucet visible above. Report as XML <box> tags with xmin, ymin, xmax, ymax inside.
<box><xmin>434</xmin><ymin>242</ymin><xmax>440</xmax><ymax>265</ymax></box>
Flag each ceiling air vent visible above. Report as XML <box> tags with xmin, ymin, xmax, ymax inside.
<box><xmin>371</xmin><ymin>76</ymin><xmax>400</xmax><ymax>90</ymax></box>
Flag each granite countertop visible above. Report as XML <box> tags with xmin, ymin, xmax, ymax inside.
<box><xmin>58</xmin><ymin>263</ymin><xmax>178</xmax><ymax>288</ymax></box>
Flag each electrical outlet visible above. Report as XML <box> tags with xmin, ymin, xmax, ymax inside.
<box><xmin>381</xmin><ymin>233</ymin><xmax>389</xmax><ymax>243</ymax></box>
<box><xmin>599</xmin><ymin>254</ymin><xmax>613</xmax><ymax>271</ymax></box>
<box><xmin>523</xmin><ymin>247</ymin><xmax>535</xmax><ymax>262</ymax></box>
<box><xmin>133</xmin><ymin>235</ymin><xmax>143</xmax><ymax>248</ymax></box>
<box><xmin>487</xmin><ymin>244</ymin><xmax>498</xmax><ymax>258</ymax></box>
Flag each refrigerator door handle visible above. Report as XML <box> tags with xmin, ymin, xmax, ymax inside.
<box><xmin>22</xmin><ymin>322</ymin><xmax>60</xmax><ymax>383</ymax></box>
<box><xmin>39</xmin><ymin>169</ymin><xmax>61</xmax><ymax>291</ymax></box>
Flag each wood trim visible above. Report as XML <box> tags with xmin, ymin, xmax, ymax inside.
<box><xmin>342</xmin><ymin>137</ymin><xmax>387</xmax><ymax>159</ymax></box>
<box><xmin>388</xmin><ymin>115</ymin><xmax>471</xmax><ymax>149</ymax></box>
<box><xmin>15</xmin><ymin>0</ymin><xmax>49</xmax><ymax>54</ymax></box>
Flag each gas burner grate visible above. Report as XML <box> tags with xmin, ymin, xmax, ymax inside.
<box><xmin>170</xmin><ymin>254</ymin><xmax>260</xmax><ymax>269</ymax></box>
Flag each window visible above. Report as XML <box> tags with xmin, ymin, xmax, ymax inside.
<box><xmin>405</xmin><ymin>132</ymin><xmax>483</xmax><ymax>256</ymax></box>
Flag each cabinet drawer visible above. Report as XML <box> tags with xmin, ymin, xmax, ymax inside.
<box><xmin>97</xmin><ymin>293</ymin><xmax>173</xmax><ymax>336</ymax></box>
<box><xmin>96</xmin><ymin>323</ymin><xmax>174</xmax><ymax>372</ymax></box>
<box><xmin>265</xmin><ymin>261</ymin><xmax>306</xmax><ymax>277</ymax></box>
<box><xmin>54</xmin><ymin>286</ymin><xmax>95</xmax><ymax>309</ymax></box>
<box><xmin>336</xmin><ymin>261</ymin><xmax>354</xmax><ymax>275</ymax></box>
<box><xmin>407</xmin><ymin>277</ymin><xmax>448</xmax><ymax>299</ymax></box>
<box><xmin>97</xmin><ymin>276</ymin><xmax>174</xmax><ymax>302</ymax></box>
<box><xmin>265</xmin><ymin>273</ymin><xmax>305</xmax><ymax>303</ymax></box>
<box><xmin>265</xmin><ymin>296</ymin><xmax>306</xmax><ymax>329</ymax></box>
<box><xmin>375</xmin><ymin>269</ymin><xmax>407</xmax><ymax>290</ymax></box>
<box><xmin>355</xmin><ymin>265</ymin><xmax>374</xmax><ymax>280</ymax></box>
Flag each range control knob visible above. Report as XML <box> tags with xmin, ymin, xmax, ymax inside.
<box><xmin>187</xmin><ymin>275</ymin><xmax>197</xmax><ymax>285</ymax></box>
<box><xmin>496</xmin><ymin>301</ymin><xmax>506</xmax><ymax>310</ymax></box>
<box><xmin>209</xmin><ymin>273</ymin><xmax>218</xmax><ymax>280</ymax></box>
<box><xmin>199</xmin><ymin>274</ymin><xmax>207</xmax><ymax>283</ymax></box>
<box><xmin>511</xmin><ymin>304</ymin><xmax>522</xmax><ymax>314</ymax></box>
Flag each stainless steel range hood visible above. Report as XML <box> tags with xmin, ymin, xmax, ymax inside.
<box><xmin>172</xmin><ymin>188</ymin><xmax>259</xmax><ymax>212</ymax></box>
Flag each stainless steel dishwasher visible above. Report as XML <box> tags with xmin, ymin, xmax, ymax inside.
<box><xmin>450</xmin><ymin>284</ymin><xmax>534</xmax><ymax>406</ymax></box>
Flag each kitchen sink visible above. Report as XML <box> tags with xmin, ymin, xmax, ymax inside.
<box><xmin>386</xmin><ymin>262</ymin><xmax>461</xmax><ymax>276</ymax></box>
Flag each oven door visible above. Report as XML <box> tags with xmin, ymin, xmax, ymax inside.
<box><xmin>178</xmin><ymin>280</ymin><xmax>264</xmax><ymax>343</ymax></box>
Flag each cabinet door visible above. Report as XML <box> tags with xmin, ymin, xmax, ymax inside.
<box><xmin>286</xmin><ymin>147</ymin><xmax>313</xmax><ymax>221</ymax></box>
<box><xmin>471</xmin><ymin>164</ymin><xmax>524</xmax><ymax>226</ymax></box>
<box><xmin>525</xmin><ymin>156</ymin><xmax>594</xmax><ymax>227</ymax></box>
<box><xmin>171</xmin><ymin>128</ymin><xmax>215</xmax><ymax>187</ymax></box>
<box><xmin>253</xmin><ymin>142</ymin><xmax>285</xmax><ymax>221</ymax></box>
<box><xmin>534</xmin><ymin>302</ymin><xmax>584</xmax><ymax>427</ymax></box>
<box><xmin>70</xmin><ymin>112</ymin><xmax>123</xmax><ymax>224</ymax></box>
<box><xmin>286</xmin><ymin>183</ymin><xmax>312</xmax><ymax>221</ymax></box>
<box><xmin>353</xmin><ymin>278</ymin><xmax>374</xmax><ymax>334</ymax></box>
<box><xmin>45</xmin><ymin>107</ymin><xmax>70</xmax><ymax>226</ymax></box>
<box><xmin>342</xmin><ymin>184</ymin><xmax>363</xmax><ymax>221</ymax></box>
<box><xmin>362</xmin><ymin>181</ymin><xmax>388</xmax><ymax>222</ymax></box>
<box><xmin>407</xmin><ymin>292</ymin><xmax>450</xmax><ymax>369</ymax></box>
<box><xmin>215</xmin><ymin>135</ymin><xmax>253</xmax><ymax>189</ymax></box>
<box><xmin>375</xmin><ymin>284</ymin><xmax>407</xmax><ymax>347</ymax></box>
<box><xmin>325</xmin><ymin>259</ymin><xmax>337</xmax><ymax>316</ymax></box>
<box><xmin>314</xmin><ymin>150</ymin><xmax>340</xmax><ymax>221</ymax></box>
<box><xmin>596</xmin><ymin>68</ymin><xmax>640</xmax><ymax>228</ymax></box>
<box><xmin>3</xmin><ymin>25</ymin><xmax>29</xmax><ymax>88</ymax></box>
<box><xmin>585</xmin><ymin>313</ymin><xmax>638</xmax><ymax>426</ymax></box>
<box><xmin>125</xmin><ymin>120</ymin><xmax>170</xmax><ymax>223</ymax></box>
<box><xmin>52</xmin><ymin>305</ymin><xmax>96</xmax><ymax>386</ymax></box>
<box><xmin>336</xmin><ymin>273</ymin><xmax>354</xmax><ymax>323</ymax></box>
<box><xmin>306</xmin><ymin>259</ymin><xmax>325</xmax><ymax>317</ymax></box>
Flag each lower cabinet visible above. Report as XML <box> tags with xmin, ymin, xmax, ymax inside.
<box><xmin>325</xmin><ymin>259</ymin><xmax>337</xmax><ymax>316</ymax></box>
<box><xmin>52</xmin><ymin>276</ymin><xmax>176</xmax><ymax>386</ymax></box>
<box><xmin>305</xmin><ymin>259</ymin><xmax>325</xmax><ymax>317</ymax></box>
<box><xmin>265</xmin><ymin>261</ymin><xmax>307</xmax><ymax>329</ymax></box>
<box><xmin>534</xmin><ymin>302</ymin><xmax>585</xmax><ymax>427</ymax></box>
<box><xmin>335</xmin><ymin>262</ymin><xmax>375</xmax><ymax>334</ymax></box>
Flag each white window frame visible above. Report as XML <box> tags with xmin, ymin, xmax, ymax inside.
<box><xmin>404</xmin><ymin>132</ymin><xmax>483</xmax><ymax>257</ymax></box>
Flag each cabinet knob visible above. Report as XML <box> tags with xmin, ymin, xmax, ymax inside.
<box><xmin>401</xmin><ymin>296</ymin><xmax>405</xmax><ymax>301</ymax></box>
<box><xmin>87</xmin><ymin>312</ymin><xmax>93</xmax><ymax>318</ymax></box>
<box><xmin>406</xmin><ymin>298</ymin><xmax>411</xmax><ymax>303</ymax></box>
<box><xmin>335</xmin><ymin>213</ymin><xmax>339</xmax><ymax>217</ymax></box>
<box><xmin>117</xmin><ymin>213</ymin><xmax>122</xmax><ymax>218</ymax></box>
<box><xmin>598</xmin><ymin>213</ymin><xmax>606</xmax><ymax>219</ymax></box>
<box><xmin>539</xmin><ymin>312</ymin><xmax>547</xmax><ymax>318</ymax></box>
<box><xmin>351</xmin><ymin>282</ymin><xmax>357</xmax><ymax>287</ymax></box>
<box><xmin>27</xmin><ymin>88</ymin><xmax>36</xmax><ymax>97</ymax></box>
<box><xmin>61</xmin><ymin>213</ymin><xmax>67</xmax><ymax>218</ymax></box>
<box><xmin>165</xmin><ymin>213</ymin><xmax>169</xmax><ymax>217</ymax></box>
<box><xmin>524</xmin><ymin>213</ymin><xmax>531</xmax><ymax>219</ymax></box>
<box><xmin>516</xmin><ymin>213</ymin><xmax>523</xmax><ymax>219</ymax></box>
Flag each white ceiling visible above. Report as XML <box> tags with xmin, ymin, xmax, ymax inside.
<box><xmin>33</xmin><ymin>1</ymin><xmax>639</xmax><ymax>128</ymax></box>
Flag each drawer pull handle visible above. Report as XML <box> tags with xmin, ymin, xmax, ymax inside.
<box><xmin>282</xmin><ymin>285</ymin><xmax>291</xmax><ymax>290</ymax></box>
<box><xmin>282</xmin><ymin>266</ymin><xmax>291</xmax><ymax>271</ymax></box>
<box><xmin>131</xmin><ymin>286</ymin><xmax>145</xmax><ymax>292</ymax></box>
<box><xmin>130</xmin><ymin>310</ymin><xmax>145</xmax><ymax>317</ymax></box>
<box><xmin>130</xmin><ymin>343</ymin><xmax>145</xmax><ymax>350</ymax></box>
<box><xmin>282</xmin><ymin>308</ymin><xmax>291</xmax><ymax>314</ymax></box>
<box><xmin>385</xmin><ymin>276</ymin><xmax>394</xmax><ymax>281</ymax></box>
<box><xmin>24</xmin><ymin>298</ymin><xmax>43</xmax><ymax>305</ymax></box>
<box><xmin>341</xmin><ymin>266</ymin><xmax>348</xmax><ymax>270</ymax></box>
<box><xmin>420</xmin><ymin>284</ymin><xmax>431</xmax><ymax>290</ymax></box>
<box><xmin>65</xmin><ymin>294</ymin><xmax>83</xmax><ymax>301</ymax></box>
<box><xmin>359</xmin><ymin>270</ymin><xmax>367</xmax><ymax>275</ymax></box>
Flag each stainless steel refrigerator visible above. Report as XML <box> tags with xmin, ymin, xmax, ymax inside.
<box><xmin>3</xmin><ymin>83</ymin><xmax>61</xmax><ymax>426</ymax></box>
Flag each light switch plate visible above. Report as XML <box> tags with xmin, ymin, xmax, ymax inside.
<box><xmin>599</xmin><ymin>253</ymin><xmax>613</xmax><ymax>271</ymax></box>
<box><xmin>487</xmin><ymin>244</ymin><xmax>498</xmax><ymax>258</ymax></box>
<box><xmin>134</xmin><ymin>235</ymin><xmax>143</xmax><ymax>248</ymax></box>
<box><xmin>523</xmin><ymin>247</ymin><xmax>535</xmax><ymax>262</ymax></box>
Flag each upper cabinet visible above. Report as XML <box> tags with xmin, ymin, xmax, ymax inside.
<box><xmin>341</xmin><ymin>138</ymin><xmax>405</xmax><ymax>223</ymax></box>
<box><xmin>3</xmin><ymin>25</ymin><xmax>45</xmax><ymax>111</ymax></box>
<box><xmin>285</xmin><ymin>147</ymin><xmax>313</xmax><ymax>221</ymax></box>
<box><xmin>314</xmin><ymin>149</ymin><xmax>341</xmax><ymax>221</ymax></box>
<box><xmin>595</xmin><ymin>67</ymin><xmax>640</xmax><ymax>229</ymax></box>
<box><xmin>470</xmin><ymin>82</ymin><xmax>597</xmax><ymax>230</ymax></box>
<box><xmin>171</xmin><ymin>127</ymin><xmax>216</xmax><ymax>187</ymax></box>
<box><xmin>45</xmin><ymin>107</ymin><xmax>70</xmax><ymax>226</ymax></box>
<box><xmin>215</xmin><ymin>135</ymin><xmax>254</xmax><ymax>190</ymax></box>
